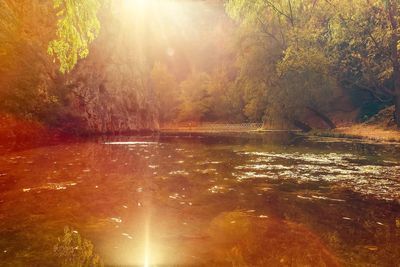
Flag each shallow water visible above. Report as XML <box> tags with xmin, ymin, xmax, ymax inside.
<box><xmin>0</xmin><ymin>134</ymin><xmax>399</xmax><ymax>266</ymax></box>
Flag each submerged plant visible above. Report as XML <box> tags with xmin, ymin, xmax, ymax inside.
<box><xmin>54</xmin><ymin>226</ymin><xmax>103</xmax><ymax>267</ymax></box>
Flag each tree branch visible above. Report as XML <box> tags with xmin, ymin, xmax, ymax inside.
<box><xmin>264</xmin><ymin>0</ymin><xmax>293</xmax><ymax>25</ymax></box>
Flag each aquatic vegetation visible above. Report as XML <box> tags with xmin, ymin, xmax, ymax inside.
<box><xmin>54</xmin><ymin>227</ymin><xmax>103</xmax><ymax>267</ymax></box>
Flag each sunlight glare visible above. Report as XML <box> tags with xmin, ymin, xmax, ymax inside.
<box><xmin>144</xmin><ymin>222</ymin><xmax>150</xmax><ymax>267</ymax></box>
<box><xmin>123</xmin><ymin>0</ymin><xmax>151</xmax><ymax>10</ymax></box>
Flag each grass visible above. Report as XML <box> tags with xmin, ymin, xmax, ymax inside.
<box><xmin>312</xmin><ymin>125</ymin><xmax>400</xmax><ymax>143</ymax></box>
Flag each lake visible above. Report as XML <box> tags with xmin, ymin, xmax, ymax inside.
<box><xmin>0</xmin><ymin>133</ymin><xmax>399</xmax><ymax>266</ymax></box>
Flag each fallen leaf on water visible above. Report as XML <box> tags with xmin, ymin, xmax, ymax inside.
<box><xmin>110</xmin><ymin>217</ymin><xmax>122</xmax><ymax>223</ymax></box>
<box><xmin>122</xmin><ymin>233</ymin><xmax>133</xmax><ymax>239</ymax></box>
<box><xmin>364</xmin><ymin>245</ymin><xmax>378</xmax><ymax>251</ymax></box>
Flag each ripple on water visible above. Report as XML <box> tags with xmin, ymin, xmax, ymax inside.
<box><xmin>169</xmin><ymin>170</ymin><xmax>189</xmax><ymax>176</ymax></box>
<box><xmin>235</xmin><ymin>151</ymin><xmax>400</xmax><ymax>200</ymax></box>
<box><xmin>196</xmin><ymin>160</ymin><xmax>222</xmax><ymax>165</ymax></box>
<box><xmin>22</xmin><ymin>181</ymin><xmax>78</xmax><ymax>193</ymax></box>
<box><xmin>208</xmin><ymin>185</ymin><xmax>232</xmax><ymax>194</ymax></box>
<box><xmin>104</xmin><ymin>142</ymin><xmax>158</xmax><ymax>145</ymax></box>
<box><xmin>195</xmin><ymin>168</ymin><xmax>217</xmax><ymax>174</ymax></box>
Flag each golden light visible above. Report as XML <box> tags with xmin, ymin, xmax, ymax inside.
<box><xmin>119</xmin><ymin>0</ymin><xmax>188</xmax><ymax>34</ymax></box>
<box><xmin>122</xmin><ymin>0</ymin><xmax>183</xmax><ymax>14</ymax></box>
<box><xmin>116</xmin><ymin>0</ymin><xmax>196</xmax><ymax>64</ymax></box>
<box><xmin>123</xmin><ymin>0</ymin><xmax>152</xmax><ymax>10</ymax></box>
<box><xmin>143</xmin><ymin>219</ymin><xmax>150</xmax><ymax>267</ymax></box>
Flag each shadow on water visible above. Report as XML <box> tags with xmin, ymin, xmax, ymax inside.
<box><xmin>0</xmin><ymin>133</ymin><xmax>399</xmax><ymax>266</ymax></box>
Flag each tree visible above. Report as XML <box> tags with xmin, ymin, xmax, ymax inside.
<box><xmin>226</xmin><ymin>0</ymin><xmax>338</xmax><ymax>129</ymax></box>
<box><xmin>0</xmin><ymin>0</ymin><xmax>103</xmax><ymax>121</ymax></box>
<box><xmin>326</xmin><ymin>0</ymin><xmax>400</xmax><ymax>126</ymax></box>
<box><xmin>178</xmin><ymin>72</ymin><xmax>211</xmax><ymax>122</ymax></box>
<box><xmin>0</xmin><ymin>0</ymin><xmax>62</xmax><ymax>121</ymax></box>
<box><xmin>207</xmin><ymin>67</ymin><xmax>245</xmax><ymax>122</ymax></box>
<box><xmin>386</xmin><ymin>0</ymin><xmax>400</xmax><ymax>126</ymax></box>
<box><xmin>48</xmin><ymin>0</ymin><xmax>101</xmax><ymax>73</ymax></box>
<box><xmin>150</xmin><ymin>62</ymin><xmax>180</xmax><ymax>123</ymax></box>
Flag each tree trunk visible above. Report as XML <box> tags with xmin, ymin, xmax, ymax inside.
<box><xmin>395</xmin><ymin>93</ymin><xmax>400</xmax><ymax>126</ymax></box>
<box><xmin>394</xmin><ymin>48</ymin><xmax>400</xmax><ymax>125</ymax></box>
<box><xmin>387</xmin><ymin>0</ymin><xmax>400</xmax><ymax>127</ymax></box>
<box><xmin>393</xmin><ymin>42</ymin><xmax>400</xmax><ymax>126</ymax></box>
<box><xmin>306</xmin><ymin>106</ymin><xmax>336</xmax><ymax>129</ymax></box>
<box><xmin>292</xmin><ymin>119</ymin><xmax>312</xmax><ymax>132</ymax></box>
<box><xmin>390</xmin><ymin>22</ymin><xmax>400</xmax><ymax>127</ymax></box>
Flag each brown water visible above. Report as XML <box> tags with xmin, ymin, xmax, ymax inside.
<box><xmin>0</xmin><ymin>134</ymin><xmax>399</xmax><ymax>266</ymax></box>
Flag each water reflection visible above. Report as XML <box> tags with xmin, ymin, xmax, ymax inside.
<box><xmin>0</xmin><ymin>135</ymin><xmax>399</xmax><ymax>266</ymax></box>
<box><xmin>234</xmin><ymin>151</ymin><xmax>400</xmax><ymax>200</ymax></box>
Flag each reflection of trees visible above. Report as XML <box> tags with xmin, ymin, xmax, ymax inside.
<box><xmin>261</xmin><ymin>189</ymin><xmax>400</xmax><ymax>267</ymax></box>
<box><xmin>54</xmin><ymin>227</ymin><xmax>103</xmax><ymax>267</ymax></box>
<box><xmin>204</xmin><ymin>211</ymin><xmax>340</xmax><ymax>266</ymax></box>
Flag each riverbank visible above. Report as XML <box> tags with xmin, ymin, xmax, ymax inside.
<box><xmin>2</xmin><ymin>112</ymin><xmax>399</xmax><ymax>155</ymax></box>
<box><xmin>0</xmin><ymin>113</ymin><xmax>78</xmax><ymax>153</ymax></box>
<box><xmin>161</xmin><ymin>122</ymin><xmax>400</xmax><ymax>144</ymax></box>
<box><xmin>0</xmin><ymin>112</ymin><xmax>160</xmax><ymax>153</ymax></box>
<box><xmin>311</xmin><ymin>126</ymin><xmax>400</xmax><ymax>143</ymax></box>
<box><xmin>310</xmin><ymin>106</ymin><xmax>399</xmax><ymax>143</ymax></box>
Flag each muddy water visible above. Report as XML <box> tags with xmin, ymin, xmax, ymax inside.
<box><xmin>0</xmin><ymin>134</ymin><xmax>399</xmax><ymax>266</ymax></box>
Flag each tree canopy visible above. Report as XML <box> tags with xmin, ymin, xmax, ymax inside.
<box><xmin>1</xmin><ymin>0</ymin><xmax>400</xmax><ymax>129</ymax></box>
<box><xmin>48</xmin><ymin>0</ymin><xmax>101</xmax><ymax>73</ymax></box>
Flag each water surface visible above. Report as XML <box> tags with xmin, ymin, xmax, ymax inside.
<box><xmin>0</xmin><ymin>134</ymin><xmax>399</xmax><ymax>266</ymax></box>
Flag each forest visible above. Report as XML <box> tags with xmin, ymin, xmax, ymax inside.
<box><xmin>0</xmin><ymin>0</ymin><xmax>399</xmax><ymax>135</ymax></box>
<box><xmin>1</xmin><ymin>1</ymin><xmax>400</xmax><ymax>266</ymax></box>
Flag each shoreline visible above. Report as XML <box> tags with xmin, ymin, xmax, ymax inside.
<box><xmin>1</xmin><ymin>120</ymin><xmax>399</xmax><ymax>154</ymax></box>
<box><xmin>310</xmin><ymin>125</ymin><xmax>400</xmax><ymax>144</ymax></box>
<box><xmin>160</xmin><ymin>126</ymin><xmax>400</xmax><ymax>144</ymax></box>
